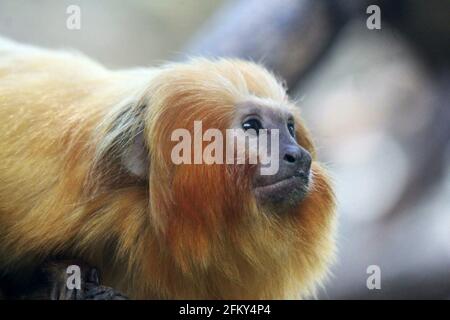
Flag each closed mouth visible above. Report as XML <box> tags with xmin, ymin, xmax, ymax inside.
<box><xmin>253</xmin><ymin>173</ymin><xmax>308</xmax><ymax>194</ymax></box>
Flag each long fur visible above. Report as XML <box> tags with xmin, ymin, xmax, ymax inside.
<box><xmin>0</xmin><ymin>38</ymin><xmax>336</xmax><ymax>299</ymax></box>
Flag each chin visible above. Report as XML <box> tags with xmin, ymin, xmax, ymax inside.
<box><xmin>253</xmin><ymin>168</ymin><xmax>312</xmax><ymax>212</ymax></box>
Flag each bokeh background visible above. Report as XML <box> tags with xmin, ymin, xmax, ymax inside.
<box><xmin>1</xmin><ymin>0</ymin><xmax>449</xmax><ymax>299</ymax></box>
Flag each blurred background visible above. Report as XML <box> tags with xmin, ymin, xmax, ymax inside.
<box><xmin>0</xmin><ymin>0</ymin><xmax>449</xmax><ymax>299</ymax></box>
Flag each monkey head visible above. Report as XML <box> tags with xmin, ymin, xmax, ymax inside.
<box><xmin>102</xmin><ymin>58</ymin><xmax>336</xmax><ymax>298</ymax></box>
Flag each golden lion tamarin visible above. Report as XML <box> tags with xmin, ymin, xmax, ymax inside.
<box><xmin>0</xmin><ymin>37</ymin><xmax>336</xmax><ymax>299</ymax></box>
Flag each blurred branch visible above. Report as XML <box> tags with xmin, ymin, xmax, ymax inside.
<box><xmin>185</xmin><ymin>0</ymin><xmax>349</xmax><ymax>89</ymax></box>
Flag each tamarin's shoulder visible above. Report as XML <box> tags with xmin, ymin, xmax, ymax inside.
<box><xmin>0</xmin><ymin>39</ymin><xmax>152</xmax><ymax>124</ymax></box>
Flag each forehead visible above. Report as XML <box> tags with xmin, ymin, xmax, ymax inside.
<box><xmin>235</xmin><ymin>99</ymin><xmax>295</xmax><ymax>121</ymax></box>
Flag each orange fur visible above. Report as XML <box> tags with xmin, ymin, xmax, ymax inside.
<box><xmin>0</xmin><ymin>38</ymin><xmax>335</xmax><ymax>299</ymax></box>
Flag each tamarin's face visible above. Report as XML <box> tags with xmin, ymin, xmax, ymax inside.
<box><xmin>232</xmin><ymin>101</ymin><xmax>313</xmax><ymax>212</ymax></box>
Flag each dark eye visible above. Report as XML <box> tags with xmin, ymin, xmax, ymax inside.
<box><xmin>287</xmin><ymin>122</ymin><xmax>295</xmax><ymax>137</ymax></box>
<box><xmin>242</xmin><ymin>118</ymin><xmax>263</xmax><ymax>133</ymax></box>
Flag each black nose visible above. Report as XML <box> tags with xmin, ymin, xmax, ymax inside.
<box><xmin>283</xmin><ymin>146</ymin><xmax>312</xmax><ymax>173</ymax></box>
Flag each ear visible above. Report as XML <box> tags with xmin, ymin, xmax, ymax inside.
<box><xmin>93</xmin><ymin>100</ymin><xmax>150</xmax><ymax>183</ymax></box>
<box><xmin>122</xmin><ymin>130</ymin><xmax>149</xmax><ymax>179</ymax></box>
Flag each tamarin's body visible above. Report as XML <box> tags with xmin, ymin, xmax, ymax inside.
<box><xmin>0</xmin><ymin>37</ymin><xmax>336</xmax><ymax>299</ymax></box>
